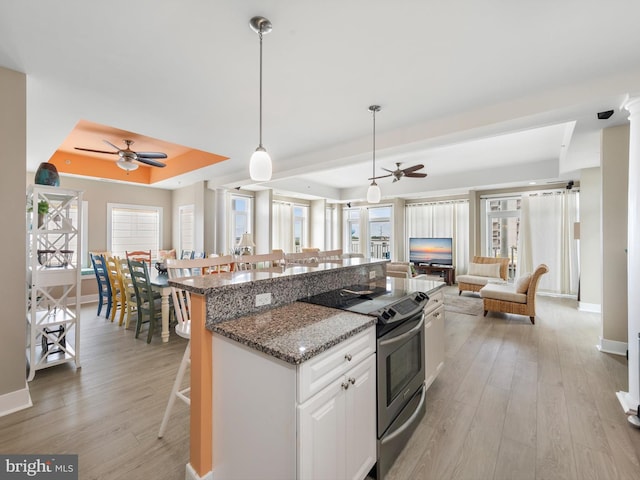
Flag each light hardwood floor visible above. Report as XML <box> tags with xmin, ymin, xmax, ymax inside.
<box><xmin>387</xmin><ymin>286</ymin><xmax>640</xmax><ymax>480</ymax></box>
<box><xmin>0</xmin><ymin>305</ymin><xmax>190</xmax><ymax>480</ymax></box>
<box><xmin>2</xmin><ymin>290</ymin><xmax>639</xmax><ymax>479</ymax></box>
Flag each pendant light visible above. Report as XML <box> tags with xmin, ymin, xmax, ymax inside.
<box><xmin>249</xmin><ymin>16</ymin><xmax>273</xmax><ymax>182</ymax></box>
<box><xmin>366</xmin><ymin>105</ymin><xmax>382</xmax><ymax>204</ymax></box>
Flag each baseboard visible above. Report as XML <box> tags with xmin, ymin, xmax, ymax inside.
<box><xmin>597</xmin><ymin>337</ymin><xmax>628</xmax><ymax>356</ymax></box>
<box><xmin>616</xmin><ymin>391</ymin><xmax>638</xmax><ymax>416</ymax></box>
<box><xmin>578</xmin><ymin>301</ymin><xmax>601</xmax><ymax>313</ymax></box>
<box><xmin>0</xmin><ymin>385</ymin><xmax>32</xmax><ymax>418</ymax></box>
<box><xmin>185</xmin><ymin>463</ymin><xmax>213</xmax><ymax>480</ymax></box>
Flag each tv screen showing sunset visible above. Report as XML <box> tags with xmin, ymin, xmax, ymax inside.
<box><xmin>409</xmin><ymin>237</ymin><xmax>452</xmax><ymax>264</ymax></box>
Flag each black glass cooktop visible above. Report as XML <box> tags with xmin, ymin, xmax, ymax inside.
<box><xmin>302</xmin><ymin>283</ymin><xmax>427</xmax><ymax>319</ymax></box>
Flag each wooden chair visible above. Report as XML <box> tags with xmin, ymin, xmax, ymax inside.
<box><xmin>115</xmin><ymin>257</ymin><xmax>137</xmax><ymax>328</ymax></box>
<box><xmin>480</xmin><ymin>264</ymin><xmax>549</xmax><ymax>324</ymax></box>
<box><xmin>126</xmin><ymin>250</ymin><xmax>152</xmax><ymax>265</ymax></box>
<box><xmin>341</xmin><ymin>252</ymin><xmax>364</xmax><ymax>259</ymax></box>
<box><xmin>158</xmin><ymin>260</ymin><xmax>195</xmax><ymax>438</ymax></box>
<box><xmin>105</xmin><ymin>256</ymin><xmax>125</xmax><ymax>325</ymax></box>
<box><xmin>165</xmin><ymin>255</ymin><xmax>235</xmax><ymax>277</ymax></box>
<box><xmin>317</xmin><ymin>249</ymin><xmax>343</xmax><ymax>262</ymax></box>
<box><xmin>284</xmin><ymin>251</ymin><xmax>319</xmax><ymax>265</ymax></box>
<box><xmin>90</xmin><ymin>253</ymin><xmax>112</xmax><ymax>318</ymax></box>
<box><xmin>128</xmin><ymin>259</ymin><xmax>162</xmax><ymax>343</ymax></box>
<box><xmin>235</xmin><ymin>252</ymin><xmax>285</xmax><ymax>270</ymax></box>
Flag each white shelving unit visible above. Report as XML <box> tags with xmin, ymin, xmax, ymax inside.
<box><xmin>26</xmin><ymin>184</ymin><xmax>83</xmax><ymax>381</ymax></box>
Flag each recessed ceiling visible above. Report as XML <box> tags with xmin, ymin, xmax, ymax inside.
<box><xmin>1</xmin><ymin>2</ymin><xmax>638</xmax><ymax>198</ymax></box>
<box><xmin>49</xmin><ymin>119</ymin><xmax>228</xmax><ymax>186</ymax></box>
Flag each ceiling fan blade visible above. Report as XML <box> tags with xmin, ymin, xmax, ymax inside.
<box><xmin>136</xmin><ymin>152</ymin><xmax>168</xmax><ymax>159</ymax></box>
<box><xmin>381</xmin><ymin>167</ymin><xmax>395</xmax><ymax>173</ymax></box>
<box><xmin>368</xmin><ymin>174</ymin><xmax>392</xmax><ymax>181</ymax></box>
<box><xmin>103</xmin><ymin>140</ymin><xmax>122</xmax><ymax>151</ymax></box>
<box><xmin>405</xmin><ymin>172</ymin><xmax>427</xmax><ymax>178</ymax></box>
<box><xmin>401</xmin><ymin>164</ymin><xmax>424</xmax><ymax>174</ymax></box>
<box><xmin>74</xmin><ymin>147</ymin><xmax>118</xmax><ymax>155</ymax></box>
<box><xmin>136</xmin><ymin>157</ymin><xmax>167</xmax><ymax>168</ymax></box>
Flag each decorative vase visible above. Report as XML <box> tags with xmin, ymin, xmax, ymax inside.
<box><xmin>34</xmin><ymin>162</ymin><xmax>60</xmax><ymax>187</ymax></box>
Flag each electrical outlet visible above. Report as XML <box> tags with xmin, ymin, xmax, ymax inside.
<box><xmin>369</xmin><ymin>271</ymin><xmax>376</xmax><ymax>279</ymax></box>
<box><xmin>255</xmin><ymin>292</ymin><xmax>272</xmax><ymax>307</ymax></box>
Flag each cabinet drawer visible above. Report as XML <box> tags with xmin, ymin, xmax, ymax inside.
<box><xmin>298</xmin><ymin>326</ymin><xmax>375</xmax><ymax>403</ymax></box>
<box><xmin>424</xmin><ymin>289</ymin><xmax>444</xmax><ymax>315</ymax></box>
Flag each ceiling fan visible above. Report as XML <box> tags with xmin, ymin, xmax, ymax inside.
<box><xmin>369</xmin><ymin>162</ymin><xmax>427</xmax><ymax>182</ymax></box>
<box><xmin>75</xmin><ymin>139</ymin><xmax>167</xmax><ymax>171</ymax></box>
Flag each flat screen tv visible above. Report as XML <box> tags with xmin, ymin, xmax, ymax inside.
<box><xmin>409</xmin><ymin>237</ymin><xmax>453</xmax><ymax>266</ymax></box>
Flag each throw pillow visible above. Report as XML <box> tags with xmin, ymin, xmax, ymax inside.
<box><xmin>468</xmin><ymin>262</ymin><xmax>501</xmax><ymax>278</ymax></box>
<box><xmin>516</xmin><ymin>273</ymin><xmax>531</xmax><ymax>293</ymax></box>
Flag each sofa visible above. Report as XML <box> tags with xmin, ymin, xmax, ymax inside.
<box><xmin>480</xmin><ymin>264</ymin><xmax>549</xmax><ymax>324</ymax></box>
<box><xmin>457</xmin><ymin>256</ymin><xmax>509</xmax><ymax>295</ymax></box>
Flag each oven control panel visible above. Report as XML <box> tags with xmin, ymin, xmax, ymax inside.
<box><xmin>376</xmin><ymin>292</ymin><xmax>429</xmax><ymax>325</ymax></box>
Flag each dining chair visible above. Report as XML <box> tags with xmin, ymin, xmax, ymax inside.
<box><xmin>128</xmin><ymin>259</ymin><xmax>162</xmax><ymax>343</ymax></box>
<box><xmin>158</xmin><ymin>262</ymin><xmax>193</xmax><ymax>438</ymax></box>
<box><xmin>126</xmin><ymin>250</ymin><xmax>152</xmax><ymax>265</ymax></box>
<box><xmin>235</xmin><ymin>252</ymin><xmax>285</xmax><ymax>270</ymax></box>
<box><xmin>284</xmin><ymin>251</ymin><xmax>319</xmax><ymax>265</ymax></box>
<box><xmin>90</xmin><ymin>253</ymin><xmax>112</xmax><ymax>318</ymax></box>
<box><xmin>158</xmin><ymin>255</ymin><xmax>235</xmax><ymax>438</ymax></box>
<box><xmin>166</xmin><ymin>255</ymin><xmax>235</xmax><ymax>277</ymax></box>
<box><xmin>317</xmin><ymin>249</ymin><xmax>343</xmax><ymax>261</ymax></box>
<box><xmin>105</xmin><ymin>255</ymin><xmax>125</xmax><ymax>325</ymax></box>
<box><xmin>115</xmin><ymin>257</ymin><xmax>137</xmax><ymax>328</ymax></box>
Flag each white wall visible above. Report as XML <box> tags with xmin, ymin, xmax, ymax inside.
<box><xmin>600</xmin><ymin>125</ymin><xmax>629</xmax><ymax>351</ymax></box>
<box><xmin>578</xmin><ymin>167</ymin><xmax>602</xmax><ymax>311</ymax></box>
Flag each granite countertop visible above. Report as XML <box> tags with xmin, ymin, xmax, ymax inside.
<box><xmin>169</xmin><ymin>257</ymin><xmax>387</xmax><ymax>295</ymax></box>
<box><xmin>210</xmin><ymin>302</ymin><xmax>375</xmax><ymax>365</ymax></box>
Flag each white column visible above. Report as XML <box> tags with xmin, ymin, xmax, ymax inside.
<box><xmin>617</xmin><ymin>95</ymin><xmax>640</xmax><ymax>417</ymax></box>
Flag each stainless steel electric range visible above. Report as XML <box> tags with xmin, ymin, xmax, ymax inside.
<box><xmin>302</xmin><ymin>282</ymin><xmax>429</xmax><ymax>479</ymax></box>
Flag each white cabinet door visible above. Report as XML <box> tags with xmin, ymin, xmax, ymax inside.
<box><xmin>425</xmin><ymin>305</ymin><xmax>445</xmax><ymax>389</ymax></box>
<box><xmin>298</xmin><ymin>376</ymin><xmax>347</xmax><ymax>480</ymax></box>
<box><xmin>344</xmin><ymin>354</ymin><xmax>377</xmax><ymax>480</ymax></box>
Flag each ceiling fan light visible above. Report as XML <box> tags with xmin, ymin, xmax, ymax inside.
<box><xmin>117</xmin><ymin>159</ymin><xmax>139</xmax><ymax>171</ymax></box>
<box><xmin>367</xmin><ymin>182</ymin><xmax>381</xmax><ymax>204</ymax></box>
<box><xmin>250</xmin><ymin>147</ymin><xmax>272</xmax><ymax>181</ymax></box>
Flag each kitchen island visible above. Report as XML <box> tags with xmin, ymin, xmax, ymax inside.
<box><xmin>170</xmin><ymin>258</ymin><xmax>444</xmax><ymax>480</ymax></box>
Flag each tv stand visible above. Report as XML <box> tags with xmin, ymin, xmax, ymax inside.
<box><xmin>415</xmin><ymin>264</ymin><xmax>455</xmax><ymax>286</ymax></box>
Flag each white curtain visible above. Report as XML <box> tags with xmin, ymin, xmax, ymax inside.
<box><xmin>405</xmin><ymin>200</ymin><xmax>469</xmax><ymax>273</ymax></box>
<box><xmin>272</xmin><ymin>201</ymin><xmax>293</xmax><ymax>253</ymax></box>
<box><xmin>517</xmin><ymin>191</ymin><xmax>579</xmax><ymax>295</ymax></box>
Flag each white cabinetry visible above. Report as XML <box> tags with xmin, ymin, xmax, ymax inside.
<box><xmin>26</xmin><ymin>185</ymin><xmax>83</xmax><ymax>381</ymax></box>
<box><xmin>298</xmin><ymin>351</ymin><xmax>376</xmax><ymax>480</ymax></box>
<box><xmin>424</xmin><ymin>288</ymin><xmax>445</xmax><ymax>389</ymax></box>
<box><xmin>212</xmin><ymin>326</ymin><xmax>376</xmax><ymax>480</ymax></box>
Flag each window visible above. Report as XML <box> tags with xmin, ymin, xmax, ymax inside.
<box><xmin>230</xmin><ymin>194</ymin><xmax>252</xmax><ymax>248</ymax></box>
<box><xmin>483</xmin><ymin>197</ymin><xmax>521</xmax><ymax>278</ymax></box>
<box><xmin>272</xmin><ymin>201</ymin><xmax>309</xmax><ymax>253</ymax></box>
<box><xmin>293</xmin><ymin>205</ymin><xmax>308</xmax><ymax>252</ymax></box>
<box><xmin>67</xmin><ymin>200</ymin><xmax>89</xmax><ymax>268</ymax></box>
<box><xmin>179</xmin><ymin>204</ymin><xmax>195</xmax><ymax>253</ymax></box>
<box><xmin>325</xmin><ymin>205</ymin><xmax>338</xmax><ymax>250</ymax></box>
<box><xmin>368</xmin><ymin>206</ymin><xmax>392</xmax><ymax>259</ymax></box>
<box><xmin>344</xmin><ymin>208</ymin><xmax>360</xmax><ymax>254</ymax></box>
<box><xmin>107</xmin><ymin>203</ymin><xmax>162</xmax><ymax>259</ymax></box>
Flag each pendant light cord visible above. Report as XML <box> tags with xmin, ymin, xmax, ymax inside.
<box><xmin>258</xmin><ymin>30</ymin><xmax>264</xmax><ymax>148</ymax></box>
<box><xmin>372</xmin><ymin>108</ymin><xmax>376</xmax><ymax>184</ymax></box>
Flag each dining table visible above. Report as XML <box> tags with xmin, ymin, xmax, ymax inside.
<box><xmin>149</xmin><ymin>269</ymin><xmax>172</xmax><ymax>343</ymax></box>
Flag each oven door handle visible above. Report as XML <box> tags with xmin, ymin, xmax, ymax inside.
<box><xmin>378</xmin><ymin>314</ymin><xmax>425</xmax><ymax>347</ymax></box>
<box><xmin>380</xmin><ymin>384</ymin><xmax>426</xmax><ymax>446</ymax></box>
